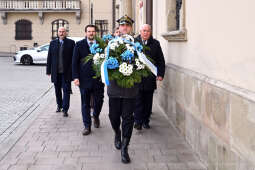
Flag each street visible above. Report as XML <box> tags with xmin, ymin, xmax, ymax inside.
<box><xmin>0</xmin><ymin>57</ymin><xmax>51</xmax><ymax>143</ymax></box>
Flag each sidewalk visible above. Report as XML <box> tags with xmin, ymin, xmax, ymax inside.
<box><xmin>0</xmin><ymin>86</ymin><xmax>206</xmax><ymax>170</ymax></box>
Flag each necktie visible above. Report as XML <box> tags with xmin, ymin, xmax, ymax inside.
<box><xmin>89</xmin><ymin>42</ymin><xmax>93</xmax><ymax>47</ymax></box>
<box><xmin>143</xmin><ymin>40</ymin><xmax>146</xmax><ymax>45</ymax></box>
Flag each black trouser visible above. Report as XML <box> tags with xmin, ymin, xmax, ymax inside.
<box><xmin>80</xmin><ymin>86</ymin><xmax>104</xmax><ymax>128</ymax></box>
<box><xmin>109</xmin><ymin>97</ymin><xmax>136</xmax><ymax>139</ymax></box>
<box><xmin>54</xmin><ymin>73</ymin><xmax>71</xmax><ymax>112</ymax></box>
<box><xmin>134</xmin><ymin>90</ymin><xmax>154</xmax><ymax>125</ymax></box>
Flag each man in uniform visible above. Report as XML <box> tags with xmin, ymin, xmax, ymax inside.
<box><xmin>107</xmin><ymin>15</ymin><xmax>136</xmax><ymax>164</ymax></box>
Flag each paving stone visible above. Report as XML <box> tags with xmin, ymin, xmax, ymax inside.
<box><xmin>28</xmin><ymin>165</ymin><xmax>53</xmax><ymax>170</ymax></box>
<box><xmin>0</xmin><ymin>57</ymin><xmax>206</xmax><ymax>169</ymax></box>
<box><xmin>148</xmin><ymin>163</ymin><xmax>169</xmax><ymax>170</ymax></box>
<box><xmin>8</xmin><ymin>165</ymin><xmax>28</xmax><ymax>170</ymax></box>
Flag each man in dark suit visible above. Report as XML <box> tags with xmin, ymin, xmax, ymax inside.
<box><xmin>72</xmin><ymin>24</ymin><xmax>104</xmax><ymax>136</ymax></box>
<box><xmin>46</xmin><ymin>27</ymin><xmax>75</xmax><ymax>117</ymax></box>
<box><xmin>134</xmin><ymin>24</ymin><xmax>165</xmax><ymax>130</ymax></box>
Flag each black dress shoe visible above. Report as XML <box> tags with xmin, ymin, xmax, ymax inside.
<box><xmin>63</xmin><ymin>110</ymin><xmax>68</xmax><ymax>117</ymax></box>
<box><xmin>56</xmin><ymin>107</ymin><xmax>62</xmax><ymax>112</ymax></box>
<box><xmin>142</xmin><ymin>123</ymin><xmax>150</xmax><ymax>129</ymax></box>
<box><xmin>82</xmin><ymin>127</ymin><xmax>91</xmax><ymax>136</ymax></box>
<box><xmin>93</xmin><ymin>117</ymin><xmax>100</xmax><ymax>128</ymax></box>
<box><xmin>134</xmin><ymin>123</ymin><xmax>142</xmax><ymax>130</ymax></box>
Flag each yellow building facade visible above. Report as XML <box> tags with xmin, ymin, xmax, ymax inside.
<box><xmin>0</xmin><ymin>0</ymin><xmax>113</xmax><ymax>53</ymax></box>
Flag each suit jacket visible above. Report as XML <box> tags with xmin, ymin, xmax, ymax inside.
<box><xmin>46</xmin><ymin>37</ymin><xmax>75</xmax><ymax>83</ymax></box>
<box><xmin>135</xmin><ymin>35</ymin><xmax>165</xmax><ymax>91</ymax></box>
<box><xmin>72</xmin><ymin>38</ymin><xmax>104</xmax><ymax>89</ymax></box>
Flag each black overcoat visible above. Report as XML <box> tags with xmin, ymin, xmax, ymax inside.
<box><xmin>72</xmin><ymin>38</ymin><xmax>104</xmax><ymax>89</ymax></box>
<box><xmin>135</xmin><ymin>35</ymin><xmax>165</xmax><ymax>90</ymax></box>
<box><xmin>46</xmin><ymin>37</ymin><xmax>75</xmax><ymax>83</ymax></box>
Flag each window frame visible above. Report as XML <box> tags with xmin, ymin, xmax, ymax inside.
<box><xmin>95</xmin><ymin>20</ymin><xmax>109</xmax><ymax>37</ymax></box>
<box><xmin>51</xmin><ymin>19</ymin><xmax>69</xmax><ymax>40</ymax></box>
<box><xmin>162</xmin><ymin>0</ymin><xmax>187</xmax><ymax>42</ymax></box>
<box><xmin>15</xmin><ymin>19</ymin><xmax>32</xmax><ymax>40</ymax></box>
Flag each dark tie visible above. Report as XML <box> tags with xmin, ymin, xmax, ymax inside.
<box><xmin>143</xmin><ymin>40</ymin><xmax>146</xmax><ymax>45</ymax></box>
<box><xmin>89</xmin><ymin>42</ymin><xmax>93</xmax><ymax>47</ymax></box>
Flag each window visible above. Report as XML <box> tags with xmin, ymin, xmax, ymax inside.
<box><xmin>162</xmin><ymin>0</ymin><xmax>187</xmax><ymax>41</ymax></box>
<box><xmin>95</xmin><ymin>20</ymin><xmax>108</xmax><ymax>37</ymax></box>
<box><xmin>15</xmin><ymin>20</ymin><xmax>32</xmax><ymax>40</ymax></box>
<box><xmin>51</xmin><ymin>19</ymin><xmax>69</xmax><ymax>39</ymax></box>
<box><xmin>40</xmin><ymin>44</ymin><xmax>49</xmax><ymax>51</ymax></box>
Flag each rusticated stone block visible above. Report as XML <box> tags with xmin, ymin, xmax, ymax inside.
<box><xmin>230</xmin><ymin>94</ymin><xmax>255</xmax><ymax>163</ymax></box>
<box><xmin>184</xmin><ymin>75</ymin><xmax>193</xmax><ymax>108</ymax></box>
<box><xmin>169</xmin><ymin>69</ymin><xmax>177</xmax><ymax>98</ymax></box>
<box><xmin>162</xmin><ymin>69</ymin><xmax>170</xmax><ymax>93</ymax></box>
<box><xmin>194</xmin><ymin>80</ymin><xmax>203</xmax><ymax>117</ymax></box>
<box><xmin>185</xmin><ymin>112</ymin><xmax>199</xmax><ymax>153</ymax></box>
<box><xmin>208</xmin><ymin>136</ymin><xmax>217</xmax><ymax>169</ymax></box>
<box><xmin>175</xmin><ymin>72</ymin><xmax>184</xmax><ymax>105</ymax></box>
<box><xmin>176</xmin><ymin>102</ymin><xmax>185</xmax><ymax>136</ymax></box>
<box><xmin>157</xmin><ymin>87</ymin><xmax>169</xmax><ymax>113</ymax></box>
<box><xmin>198</xmin><ymin>123</ymin><xmax>209</xmax><ymax>164</ymax></box>
<box><xmin>217</xmin><ymin>145</ymin><xmax>237</xmax><ymax>170</ymax></box>
<box><xmin>204</xmin><ymin>84</ymin><xmax>230</xmax><ymax>143</ymax></box>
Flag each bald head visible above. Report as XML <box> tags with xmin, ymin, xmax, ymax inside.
<box><xmin>58</xmin><ymin>27</ymin><xmax>67</xmax><ymax>40</ymax></box>
<box><xmin>140</xmin><ymin>24</ymin><xmax>151</xmax><ymax>41</ymax></box>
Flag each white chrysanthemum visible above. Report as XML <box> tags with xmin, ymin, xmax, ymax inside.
<box><xmin>126</xmin><ymin>44</ymin><xmax>135</xmax><ymax>53</ymax></box>
<box><xmin>100</xmin><ymin>54</ymin><xmax>105</xmax><ymax>58</ymax></box>
<box><xmin>110</xmin><ymin>42</ymin><xmax>118</xmax><ymax>50</ymax></box>
<box><xmin>119</xmin><ymin>62</ymin><xmax>133</xmax><ymax>76</ymax></box>
<box><xmin>93</xmin><ymin>53</ymin><xmax>100</xmax><ymax>60</ymax></box>
<box><xmin>93</xmin><ymin>53</ymin><xmax>101</xmax><ymax>65</ymax></box>
<box><xmin>118</xmin><ymin>38</ymin><xmax>124</xmax><ymax>44</ymax></box>
<box><xmin>135</xmin><ymin>58</ymin><xmax>145</xmax><ymax>70</ymax></box>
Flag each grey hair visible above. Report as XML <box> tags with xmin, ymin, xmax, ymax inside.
<box><xmin>140</xmin><ymin>24</ymin><xmax>152</xmax><ymax>31</ymax></box>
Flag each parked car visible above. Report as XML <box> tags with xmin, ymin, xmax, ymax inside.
<box><xmin>13</xmin><ymin>37</ymin><xmax>83</xmax><ymax>65</ymax></box>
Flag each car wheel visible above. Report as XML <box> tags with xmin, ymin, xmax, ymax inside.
<box><xmin>21</xmin><ymin>55</ymin><xmax>33</xmax><ymax>65</ymax></box>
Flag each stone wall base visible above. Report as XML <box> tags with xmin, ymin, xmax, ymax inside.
<box><xmin>154</xmin><ymin>63</ymin><xmax>255</xmax><ymax>170</ymax></box>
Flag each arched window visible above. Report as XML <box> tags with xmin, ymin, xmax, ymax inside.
<box><xmin>15</xmin><ymin>19</ymin><xmax>32</xmax><ymax>40</ymax></box>
<box><xmin>51</xmin><ymin>19</ymin><xmax>69</xmax><ymax>39</ymax></box>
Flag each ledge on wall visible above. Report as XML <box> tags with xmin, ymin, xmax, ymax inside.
<box><xmin>162</xmin><ymin>29</ymin><xmax>187</xmax><ymax>42</ymax></box>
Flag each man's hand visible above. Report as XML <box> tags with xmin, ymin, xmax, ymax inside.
<box><xmin>74</xmin><ymin>79</ymin><xmax>80</xmax><ymax>86</ymax></box>
<box><xmin>156</xmin><ymin>76</ymin><xmax>163</xmax><ymax>81</ymax></box>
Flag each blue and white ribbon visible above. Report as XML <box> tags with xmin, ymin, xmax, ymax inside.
<box><xmin>101</xmin><ymin>60</ymin><xmax>109</xmax><ymax>85</ymax></box>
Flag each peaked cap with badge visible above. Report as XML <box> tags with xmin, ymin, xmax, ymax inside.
<box><xmin>117</xmin><ymin>15</ymin><xmax>134</xmax><ymax>25</ymax></box>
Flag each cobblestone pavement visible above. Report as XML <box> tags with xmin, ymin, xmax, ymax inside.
<box><xmin>0</xmin><ymin>57</ymin><xmax>207</xmax><ymax>170</ymax></box>
<box><xmin>0</xmin><ymin>57</ymin><xmax>52</xmax><ymax>143</ymax></box>
<box><xmin>0</xmin><ymin>86</ymin><xmax>206</xmax><ymax>169</ymax></box>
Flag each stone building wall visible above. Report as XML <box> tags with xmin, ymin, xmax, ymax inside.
<box><xmin>155</xmin><ymin>64</ymin><xmax>255</xmax><ymax>169</ymax></box>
